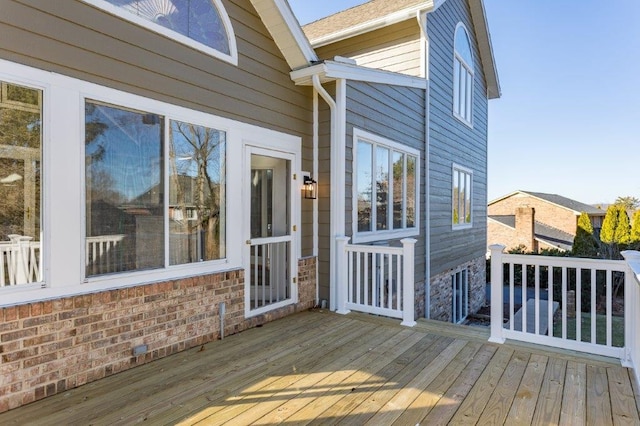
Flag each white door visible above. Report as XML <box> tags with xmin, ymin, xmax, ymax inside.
<box><xmin>245</xmin><ymin>146</ymin><xmax>296</xmax><ymax>315</ymax></box>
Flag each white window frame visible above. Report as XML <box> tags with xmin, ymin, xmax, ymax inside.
<box><xmin>82</xmin><ymin>0</ymin><xmax>238</xmax><ymax>66</ymax></box>
<box><xmin>453</xmin><ymin>23</ymin><xmax>473</xmax><ymax>127</ymax></box>
<box><xmin>452</xmin><ymin>267</ymin><xmax>469</xmax><ymax>324</ymax></box>
<box><xmin>352</xmin><ymin>128</ymin><xmax>420</xmax><ymax>243</ymax></box>
<box><xmin>0</xmin><ymin>58</ymin><xmax>302</xmax><ymax>308</ymax></box>
<box><xmin>452</xmin><ymin>163</ymin><xmax>473</xmax><ymax>230</ymax></box>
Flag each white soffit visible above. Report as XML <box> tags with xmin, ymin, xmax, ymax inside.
<box><xmin>249</xmin><ymin>0</ymin><xmax>317</xmax><ymax>70</ymax></box>
<box><xmin>291</xmin><ymin>60</ymin><xmax>428</xmax><ymax>90</ymax></box>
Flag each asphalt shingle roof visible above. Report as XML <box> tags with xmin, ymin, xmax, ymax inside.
<box><xmin>302</xmin><ymin>0</ymin><xmax>425</xmax><ymax>42</ymax></box>
<box><xmin>519</xmin><ymin>191</ymin><xmax>605</xmax><ymax>216</ymax></box>
<box><xmin>490</xmin><ymin>215</ymin><xmax>575</xmax><ymax>251</ymax></box>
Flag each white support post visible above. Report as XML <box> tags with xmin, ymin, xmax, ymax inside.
<box><xmin>621</xmin><ymin>250</ymin><xmax>640</xmax><ymax>370</ymax></box>
<box><xmin>489</xmin><ymin>244</ymin><xmax>506</xmax><ymax>344</ymax></box>
<box><xmin>401</xmin><ymin>238</ymin><xmax>417</xmax><ymax>327</ymax></box>
<box><xmin>335</xmin><ymin>236</ymin><xmax>351</xmax><ymax>315</ymax></box>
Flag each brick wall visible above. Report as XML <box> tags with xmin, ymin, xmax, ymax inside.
<box><xmin>488</xmin><ymin>195</ymin><xmax>578</xmax><ymax>236</ymax></box>
<box><xmin>0</xmin><ymin>257</ymin><xmax>317</xmax><ymax>412</ymax></box>
<box><xmin>429</xmin><ymin>255</ymin><xmax>485</xmax><ymax>322</ymax></box>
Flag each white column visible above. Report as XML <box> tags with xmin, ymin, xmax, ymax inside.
<box><xmin>401</xmin><ymin>238</ymin><xmax>417</xmax><ymax>327</ymax></box>
<box><xmin>335</xmin><ymin>236</ymin><xmax>350</xmax><ymax>315</ymax></box>
<box><xmin>489</xmin><ymin>244</ymin><xmax>506</xmax><ymax>344</ymax></box>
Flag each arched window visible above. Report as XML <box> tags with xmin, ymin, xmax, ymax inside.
<box><xmin>453</xmin><ymin>23</ymin><xmax>473</xmax><ymax>125</ymax></box>
<box><xmin>87</xmin><ymin>0</ymin><xmax>237</xmax><ymax>64</ymax></box>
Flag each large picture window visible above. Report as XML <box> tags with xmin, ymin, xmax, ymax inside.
<box><xmin>354</xmin><ymin>129</ymin><xmax>419</xmax><ymax>242</ymax></box>
<box><xmin>453</xmin><ymin>23</ymin><xmax>474</xmax><ymax>125</ymax></box>
<box><xmin>452</xmin><ymin>164</ymin><xmax>472</xmax><ymax>229</ymax></box>
<box><xmin>85</xmin><ymin>0</ymin><xmax>237</xmax><ymax>64</ymax></box>
<box><xmin>0</xmin><ymin>81</ymin><xmax>42</xmax><ymax>286</ymax></box>
<box><xmin>85</xmin><ymin>101</ymin><xmax>226</xmax><ymax>277</ymax></box>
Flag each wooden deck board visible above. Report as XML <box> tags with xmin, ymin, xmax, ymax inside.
<box><xmin>505</xmin><ymin>353</ymin><xmax>548</xmax><ymax>425</ymax></box>
<box><xmin>0</xmin><ymin>310</ymin><xmax>637</xmax><ymax>426</ymax></box>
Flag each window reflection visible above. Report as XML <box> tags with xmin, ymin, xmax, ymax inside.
<box><xmin>107</xmin><ymin>0</ymin><xmax>231</xmax><ymax>54</ymax></box>
<box><xmin>85</xmin><ymin>101</ymin><xmax>164</xmax><ymax>275</ymax></box>
<box><xmin>357</xmin><ymin>141</ymin><xmax>372</xmax><ymax>232</ymax></box>
<box><xmin>0</xmin><ymin>82</ymin><xmax>42</xmax><ymax>285</ymax></box>
<box><xmin>169</xmin><ymin>121</ymin><xmax>226</xmax><ymax>264</ymax></box>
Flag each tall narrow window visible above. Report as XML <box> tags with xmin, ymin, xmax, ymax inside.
<box><xmin>0</xmin><ymin>82</ymin><xmax>43</xmax><ymax>285</ymax></box>
<box><xmin>452</xmin><ymin>164</ymin><xmax>472</xmax><ymax>228</ymax></box>
<box><xmin>87</xmin><ymin>0</ymin><xmax>237</xmax><ymax>63</ymax></box>
<box><xmin>453</xmin><ymin>23</ymin><xmax>474</xmax><ymax>125</ymax></box>
<box><xmin>353</xmin><ymin>129</ymin><xmax>419</xmax><ymax>243</ymax></box>
<box><xmin>452</xmin><ymin>268</ymin><xmax>469</xmax><ymax>323</ymax></box>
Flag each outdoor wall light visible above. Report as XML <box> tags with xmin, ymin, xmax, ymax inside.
<box><xmin>302</xmin><ymin>176</ymin><xmax>317</xmax><ymax>199</ymax></box>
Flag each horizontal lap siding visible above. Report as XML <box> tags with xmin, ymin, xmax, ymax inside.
<box><xmin>428</xmin><ymin>0</ymin><xmax>489</xmax><ymax>276</ymax></box>
<box><xmin>346</xmin><ymin>81</ymin><xmax>427</xmax><ymax>284</ymax></box>
<box><xmin>0</xmin><ymin>0</ymin><xmax>315</xmax><ymax>255</ymax></box>
<box><xmin>0</xmin><ymin>0</ymin><xmax>313</xmax><ymax>136</ymax></box>
<box><xmin>315</xmin><ymin>20</ymin><xmax>423</xmax><ymax>77</ymax></box>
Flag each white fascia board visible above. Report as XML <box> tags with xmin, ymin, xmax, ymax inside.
<box><xmin>309</xmin><ymin>2</ymin><xmax>435</xmax><ymax>48</ymax></box>
<box><xmin>250</xmin><ymin>0</ymin><xmax>317</xmax><ymax>69</ymax></box>
<box><xmin>469</xmin><ymin>0</ymin><xmax>501</xmax><ymax>99</ymax></box>
<box><xmin>290</xmin><ymin>61</ymin><xmax>428</xmax><ymax>90</ymax></box>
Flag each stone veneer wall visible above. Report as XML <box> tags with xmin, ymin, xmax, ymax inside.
<box><xmin>429</xmin><ymin>255</ymin><xmax>485</xmax><ymax>322</ymax></box>
<box><xmin>0</xmin><ymin>256</ymin><xmax>317</xmax><ymax>413</ymax></box>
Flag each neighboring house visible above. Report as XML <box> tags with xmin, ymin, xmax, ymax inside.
<box><xmin>0</xmin><ymin>0</ymin><xmax>499</xmax><ymax>411</ymax></box>
<box><xmin>488</xmin><ymin>190</ymin><xmax>605</xmax><ymax>252</ymax></box>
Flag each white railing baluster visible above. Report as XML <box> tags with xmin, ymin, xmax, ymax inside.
<box><xmin>534</xmin><ymin>264</ymin><xmax>540</xmax><ymax>335</ymax></box>
<box><xmin>607</xmin><ymin>269</ymin><xmax>612</xmax><ymax>347</ymax></box>
<box><xmin>521</xmin><ymin>263</ymin><xmax>527</xmax><ymax>333</ymax></box>
<box><xmin>548</xmin><ymin>266</ymin><xmax>553</xmax><ymax>337</ymax></box>
<box><xmin>576</xmin><ymin>269</ymin><xmax>582</xmax><ymax>343</ymax></box>
<box><xmin>591</xmin><ymin>269</ymin><xmax>596</xmax><ymax>344</ymax></box>
<box><xmin>562</xmin><ymin>267</ymin><xmax>567</xmax><ymax>340</ymax></box>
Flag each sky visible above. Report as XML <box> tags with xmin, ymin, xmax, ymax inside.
<box><xmin>288</xmin><ymin>0</ymin><xmax>640</xmax><ymax>205</ymax></box>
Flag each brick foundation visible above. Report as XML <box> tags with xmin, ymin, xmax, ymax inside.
<box><xmin>0</xmin><ymin>256</ymin><xmax>317</xmax><ymax>412</ymax></box>
<box><xmin>429</xmin><ymin>255</ymin><xmax>485</xmax><ymax>322</ymax></box>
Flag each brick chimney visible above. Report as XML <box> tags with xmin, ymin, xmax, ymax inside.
<box><xmin>515</xmin><ymin>206</ymin><xmax>538</xmax><ymax>252</ymax></box>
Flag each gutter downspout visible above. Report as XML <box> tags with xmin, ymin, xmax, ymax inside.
<box><xmin>311</xmin><ymin>74</ymin><xmax>339</xmax><ymax>311</ymax></box>
<box><xmin>418</xmin><ymin>10</ymin><xmax>431</xmax><ymax>319</ymax></box>
<box><xmin>312</xmin><ymin>88</ymin><xmax>319</xmax><ymax>305</ymax></box>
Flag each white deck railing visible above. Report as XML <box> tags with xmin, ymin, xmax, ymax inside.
<box><xmin>0</xmin><ymin>235</ymin><xmax>41</xmax><ymax>286</ymax></box>
<box><xmin>489</xmin><ymin>244</ymin><xmax>640</xmax><ymax>364</ymax></box>
<box><xmin>336</xmin><ymin>236</ymin><xmax>416</xmax><ymax>327</ymax></box>
<box><xmin>86</xmin><ymin>234</ymin><xmax>126</xmax><ymax>275</ymax></box>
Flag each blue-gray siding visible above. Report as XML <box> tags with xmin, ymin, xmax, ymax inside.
<box><xmin>427</xmin><ymin>0</ymin><xmax>489</xmax><ymax>276</ymax></box>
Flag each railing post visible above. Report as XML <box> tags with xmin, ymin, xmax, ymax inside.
<box><xmin>489</xmin><ymin>244</ymin><xmax>506</xmax><ymax>344</ymax></box>
<box><xmin>335</xmin><ymin>236</ymin><xmax>351</xmax><ymax>315</ymax></box>
<box><xmin>400</xmin><ymin>238</ymin><xmax>417</xmax><ymax>327</ymax></box>
<box><xmin>621</xmin><ymin>250</ymin><xmax>640</xmax><ymax>370</ymax></box>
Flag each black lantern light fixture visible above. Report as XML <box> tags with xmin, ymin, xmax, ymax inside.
<box><xmin>302</xmin><ymin>175</ymin><xmax>317</xmax><ymax>199</ymax></box>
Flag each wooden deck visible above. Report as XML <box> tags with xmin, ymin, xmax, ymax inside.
<box><xmin>1</xmin><ymin>310</ymin><xmax>639</xmax><ymax>425</ymax></box>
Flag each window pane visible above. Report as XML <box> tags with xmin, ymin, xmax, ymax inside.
<box><xmin>452</xmin><ymin>170</ymin><xmax>459</xmax><ymax>225</ymax></box>
<box><xmin>0</xmin><ymin>82</ymin><xmax>42</xmax><ymax>285</ymax></box>
<box><xmin>357</xmin><ymin>141</ymin><xmax>372</xmax><ymax>232</ymax></box>
<box><xmin>406</xmin><ymin>156</ymin><xmax>416</xmax><ymax>228</ymax></box>
<box><xmin>376</xmin><ymin>146</ymin><xmax>389</xmax><ymax>231</ymax></box>
<box><xmin>169</xmin><ymin>121</ymin><xmax>226</xmax><ymax>265</ymax></box>
<box><xmin>453</xmin><ymin>59</ymin><xmax>460</xmax><ymax>115</ymax></box>
<box><xmin>85</xmin><ymin>102</ymin><xmax>164</xmax><ymax>276</ymax></box>
<box><xmin>465</xmin><ymin>172</ymin><xmax>472</xmax><ymax>223</ymax></box>
<box><xmin>392</xmin><ymin>152</ymin><xmax>404</xmax><ymax>229</ymax></box>
<box><xmin>455</xmin><ymin>26</ymin><xmax>473</xmax><ymax>65</ymax></box>
<box><xmin>107</xmin><ymin>0</ymin><xmax>231</xmax><ymax>54</ymax></box>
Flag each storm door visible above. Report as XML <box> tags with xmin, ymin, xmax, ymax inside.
<box><xmin>245</xmin><ymin>147</ymin><xmax>294</xmax><ymax>314</ymax></box>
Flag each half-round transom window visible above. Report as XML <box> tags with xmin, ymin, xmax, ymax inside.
<box><xmin>90</xmin><ymin>0</ymin><xmax>237</xmax><ymax>64</ymax></box>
